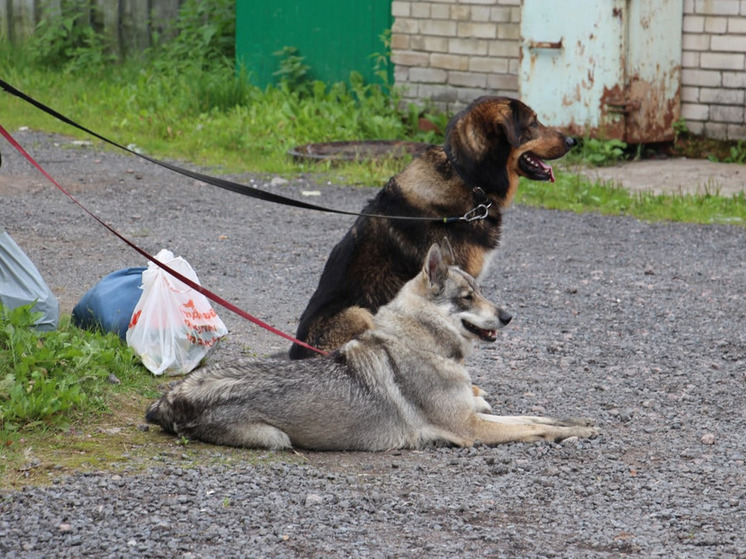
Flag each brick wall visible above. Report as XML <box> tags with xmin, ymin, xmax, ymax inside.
<box><xmin>682</xmin><ymin>0</ymin><xmax>746</xmax><ymax>140</ymax></box>
<box><xmin>391</xmin><ymin>0</ymin><xmax>521</xmax><ymax>111</ymax></box>
<box><xmin>392</xmin><ymin>0</ymin><xmax>746</xmax><ymax>141</ymax></box>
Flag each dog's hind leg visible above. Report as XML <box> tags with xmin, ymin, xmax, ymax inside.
<box><xmin>186</xmin><ymin>422</ymin><xmax>293</xmax><ymax>450</ymax></box>
<box><xmin>235</xmin><ymin>423</ymin><xmax>293</xmax><ymax>450</ymax></box>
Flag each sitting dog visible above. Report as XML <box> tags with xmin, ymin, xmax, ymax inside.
<box><xmin>290</xmin><ymin>96</ymin><xmax>575</xmax><ymax>359</ymax></box>
<box><xmin>146</xmin><ymin>243</ymin><xmax>598</xmax><ymax>450</ymax></box>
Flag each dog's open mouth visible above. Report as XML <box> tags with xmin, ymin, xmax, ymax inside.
<box><xmin>519</xmin><ymin>152</ymin><xmax>555</xmax><ymax>183</ymax></box>
<box><xmin>462</xmin><ymin>320</ymin><xmax>498</xmax><ymax>342</ymax></box>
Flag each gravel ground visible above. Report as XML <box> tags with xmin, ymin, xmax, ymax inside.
<box><xmin>1</xmin><ymin>131</ymin><xmax>745</xmax><ymax>557</ymax></box>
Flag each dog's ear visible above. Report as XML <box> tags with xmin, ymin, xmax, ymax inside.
<box><xmin>497</xmin><ymin>107</ymin><xmax>521</xmax><ymax>148</ymax></box>
<box><xmin>444</xmin><ymin>97</ymin><xmax>516</xmax><ymax>196</ymax></box>
<box><xmin>440</xmin><ymin>237</ymin><xmax>456</xmax><ymax>266</ymax></box>
<box><xmin>424</xmin><ymin>243</ymin><xmax>449</xmax><ymax>291</ymax></box>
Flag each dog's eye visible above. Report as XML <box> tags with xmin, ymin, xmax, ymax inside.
<box><xmin>530</xmin><ymin>120</ymin><xmax>539</xmax><ymax>129</ymax></box>
<box><xmin>460</xmin><ymin>292</ymin><xmax>474</xmax><ymax>301</ymax></box>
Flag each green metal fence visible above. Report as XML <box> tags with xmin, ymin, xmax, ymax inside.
<box><xmin>235</xmin><ymin>1</ymin><xmax>392</xmax><ymax>87</ymax></box>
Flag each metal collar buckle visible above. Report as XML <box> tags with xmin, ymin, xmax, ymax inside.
<box><xmin>460</xmin><ymin>203</ymin><xmax>491</xmax><ymax>222</ymax></box>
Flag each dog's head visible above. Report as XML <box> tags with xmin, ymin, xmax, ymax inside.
<box><xmin>444</xmin><ymin>96</ymin><xmax>575</xmax><ymax>206</ymax></box>
<box><xmin>422</xmin><ymin>240</ymin><xmax>511</xmax><ymax>344</ymax></box>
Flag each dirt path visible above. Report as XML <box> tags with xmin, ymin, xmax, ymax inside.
<box><xmin>577</xmin><ymin>157</ymin><xmax>745</xmax><ymax>196</ymax></box>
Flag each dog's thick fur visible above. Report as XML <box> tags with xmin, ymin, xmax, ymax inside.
<box><xmin>146</xmin><ymin>244</ymin><xmax>598</xmax><ymax>450</ymax></box>
<box><xmin>290</xmin><ymin>96</ymin><xmax>575</xmax><ymax>359</ymax></box>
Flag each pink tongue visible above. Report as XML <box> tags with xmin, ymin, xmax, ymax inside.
<box><xmin>538</xmin><ymin>159</ymin><xmax>555</xmax><ymax>183</ymax></box>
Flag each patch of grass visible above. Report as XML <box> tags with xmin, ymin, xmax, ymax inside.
<box><xmin>0</xmin><ymin>302</ymin><xmax>158</xmax><ymax>484</ymax></box>
<box><xmin>0</xmin><ymin>303</ymin><xmax>159</xmax><ymax>435</ymax></box>
<box><xmin>672</xmin><ymin>125</ymin><xmax>746</xmax><ymax>163</ymax></box>
<box><xmin>516</xmin><ymin>171</ymin><xmax>746</xmax><ymax>225</ymax></box>
<box><xmin>0</xmin><ymin>58</ymin><xmax>440</xmax><ymax>178</ymax></box>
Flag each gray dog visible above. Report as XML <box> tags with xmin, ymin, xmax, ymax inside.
<box><xmin>146</xmin><ymin>243</ymin><xmax>599</xmax><ymax>450</ymax></box>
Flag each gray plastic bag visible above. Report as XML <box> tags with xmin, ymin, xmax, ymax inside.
<box><xmin>0</xmin><ymin>227</ymin><xmax>59</xmax><ymax>331</ymax></box>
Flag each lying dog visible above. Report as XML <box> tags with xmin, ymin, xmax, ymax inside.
<box><xmin>290</xmin><ymin>96</ymin><xmax>575</xmax><ymax>359</ymax></box>
<box><xmin>146</xmin><ymin>243</ymin><xmax>598</xmax><ymax>450</ymax></box>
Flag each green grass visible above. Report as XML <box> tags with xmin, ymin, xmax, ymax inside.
<box><xmin>517</xmin><ymin>171</ymin><xmax>746</xmax><ymax>225</ymax></box>
<box><xmin>0</xmin><ymin>40</ymin><xmax>443</xmax><ymax>182</ymax></box>
<box><xmin>0</xmin><ymin>303</ymin><xmax>161</xmax><ymax>439</ymax></box>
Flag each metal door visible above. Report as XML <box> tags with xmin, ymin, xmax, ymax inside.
<box><xmin>519</xmin><ymin>0</ymin><xmax>683</xmax><ymax>143</ymax></box>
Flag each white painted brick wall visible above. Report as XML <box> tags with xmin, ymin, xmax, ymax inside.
<box><xmin>391</xmin><ymin>1</ymin><xmax>746</xmax><ymax>140</ymax></box>
<box><xmin>683</xmin><ymin>0</ymin><xmax>746</xmax><ymax>140</ymax></box>
<box><xmin>392</xmin><ymin>0</ymin><xmax>521</xmax><ymax>113</ymax></box>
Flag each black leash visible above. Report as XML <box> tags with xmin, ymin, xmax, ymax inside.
<box><xmin>0</xmin><ymin>78</ymin><xmax>490</xmax><ymax>224</ymax></box>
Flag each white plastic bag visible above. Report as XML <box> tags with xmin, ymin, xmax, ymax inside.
<box><xmin>126</xmin><ymin>249</ymin><xmax>228</xmax><ymax>375</ymax></box>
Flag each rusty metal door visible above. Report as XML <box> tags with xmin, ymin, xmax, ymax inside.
<box><xmin>519</xmin><ymin>0</ymin><xmax>683</xmax><ymax>143</ymax></box>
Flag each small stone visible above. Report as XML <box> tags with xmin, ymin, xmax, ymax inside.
<box><xmin>701</xmin><ymin>433</ymin><xmax>716</xmax><ymax>445</ymax></box>
<box><xmin>305</xmin><ymin>493</ymin><xmax>323</xmax><ymax>506</ymax></box>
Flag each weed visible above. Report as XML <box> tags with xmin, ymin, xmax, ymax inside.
<box><xmin>0</xmin><ymin>302</ymin><xmax>151</xmax><ymax>438</ymax></box>
<box><xmin>370</xmin><ymin>29</ymin><xmax>394</xmax><ymax>90</ymax></box>
<box><xmin>150</xmin><ymin>0</ymin><xmax>235</xmax><ymax>73</ymax></box>
<box><xmin>709</xmin><ymin>140</ymin><xmax>746</xmax><ymax>164</ymax></box>
<box><xmin>567</xmin><ymin>138</ymin><xmax>628</xmax><ymax>167</ymax></box>
<box><xmin>273</xmin><ymin>46</ymin><xmax>312</xmax><ymax>92</ymax></box>
<box><xmin>673</xmin><ymin>118</ymin><xmax>689</xmax><ymax>143</ymax></box>
<box><xmin>28</xmin><ymin>0</ymin><xmax>116</xmax><ymax>72</ymax></box>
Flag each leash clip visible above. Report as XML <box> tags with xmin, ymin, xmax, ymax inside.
<box><xmin>460</xmin><ymin>203</ymin><xmax>491</xmax><ymax>222</ymax></box>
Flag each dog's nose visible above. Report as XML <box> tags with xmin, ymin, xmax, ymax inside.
<box><xmin>565</xmin><ymin>136</ymin><xmax>577</xmax><ymax>149</ymax></box>
<box><xmin>498</xmin><ymin>309</ymin><xmax>512</xmax><ymax>326</ymax></box>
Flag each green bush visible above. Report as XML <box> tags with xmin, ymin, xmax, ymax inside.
<box><xmin>150</xmin><ymin>0</ymin><xmax>236</xmax><ymax>73</ymax></box>
<box><xmin>28</xmin><ymin>0</ymin><xmax>116</xmax><ymax>72</ymax></box>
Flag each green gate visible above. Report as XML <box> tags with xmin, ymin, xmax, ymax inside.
<box><xmin>236</xmin><ymin>1</ymin><xmax>392</xmax><ymax>88</ymax></box>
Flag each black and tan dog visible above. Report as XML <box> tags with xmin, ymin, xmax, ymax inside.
<box><xmin>290</xmin><ymin>96</ymin><xmax>575</xmax><ymax>359</ymax></box>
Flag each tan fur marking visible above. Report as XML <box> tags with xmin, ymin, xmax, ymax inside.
<box><xmin>311</xmin><ymin>306</ymin><xmax>375</xmax><ymax>353</ymax></box>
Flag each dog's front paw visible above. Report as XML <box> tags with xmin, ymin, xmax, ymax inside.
<box><xmin>554</xmin><ymin>424</ymin><xmax>600</xmax><ymax>442</ymax></box>
<box><xmin>474</xmin><ymin>396</ymin><xmax>493</xmax><ymax>414</ymax></box>
<box><xmin>557</xmin><ymin>417</ymin><xmax>596</xmax><ymax>427</ymax></box>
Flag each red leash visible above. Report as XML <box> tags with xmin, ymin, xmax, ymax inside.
<box><xmin>0</xmin><ymin>124</ymin><xmax>328</xmax><ymax>357</ymax></box>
